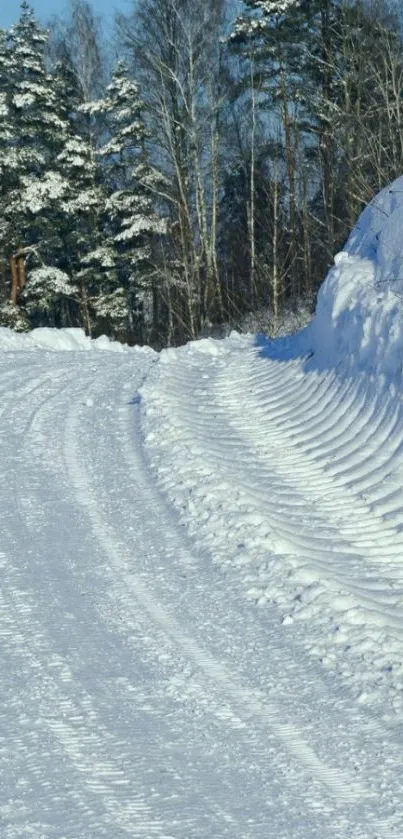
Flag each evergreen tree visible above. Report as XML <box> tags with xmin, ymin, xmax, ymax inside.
<box><xmin>0</xmin><ymin>28</ymin><xmax>16</xmax><ymax>310</ymax></box>
<box><xmin>50</xmin><ymin>58</ymin><xmax>106</xmax><ymax>332</ymax></box>
<box><xmin>91</xmin><ymin>63</ymin><xmax>165</xmax><ymax>342</ymax></box>
<box><xmin>1</xmin><ymin>2</ymin><xmax>72</xmax><ymax>322</ymax></box>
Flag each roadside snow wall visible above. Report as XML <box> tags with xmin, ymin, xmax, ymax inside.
<box><xmin>310</xmin><ymin>175</ymin><xmax>403</xmax><ymax>386</ymax></box>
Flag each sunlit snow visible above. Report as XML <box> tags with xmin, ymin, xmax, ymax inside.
<box><xmin>2</xmin><ymin>179</ymin><xmax>403</xmax><ymax>837</ymax></box>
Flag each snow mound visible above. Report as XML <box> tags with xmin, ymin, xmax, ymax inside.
<box><xmin>0</xmin><ymin>326</ymin><xmax>153</xmax><ymax>353</ymax></box>
<box><xmin>310</xmin><ymin>175</ymin><xmax>403</xmax><ymax>384</ymax></box>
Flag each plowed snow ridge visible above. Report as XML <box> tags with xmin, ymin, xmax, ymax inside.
<box><xmin>141</xmin><ymin>335</ymin><xmax>403</xmax><ymax>720</ymax></box>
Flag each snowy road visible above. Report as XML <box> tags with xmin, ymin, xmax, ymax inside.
<box><xmin>1</xmin><ymin>341</ymin><xmax>403</xmax><ymax>837</ymax></box>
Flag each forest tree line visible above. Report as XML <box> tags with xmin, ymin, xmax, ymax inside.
<box><xmin>0</xmin><ymin>0</ymin><xmax>402</xmax><ymax>346</ymax></box>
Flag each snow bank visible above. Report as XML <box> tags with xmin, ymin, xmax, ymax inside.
<box><xmin>0</xmin><ymin>326</ymin><xmax>153</xmax><ymax>353</ymax></box>
<box><xmin>310</xmin><ymin>175</ymin><xmax>403</xmax><ymax>384</ymax></box>
<box><xmin>1</xmin><ymin>174</ymin><xmax>402</xmax><ymax>372</ymax></box>
<box><xmin>140</xmin><ymin>177</ymin><xmax>403</xmax><ymax>726</ymax></box>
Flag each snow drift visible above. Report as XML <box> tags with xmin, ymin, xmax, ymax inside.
<box><xmin>141</xmin><ymin>177</ymin><xmax>403</xmax><ymax>726</ymax></box>
<box><xmin>0</xmin><ymin>326</ymin><xmax>155</xmax><ymax>353</ymax></box>
<box><xmin>310</xmin><ymin>175</ymin><xmax>403</xmax><ymax>384</ymax></box>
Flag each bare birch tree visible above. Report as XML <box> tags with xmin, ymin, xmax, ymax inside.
<box><xmin>116</xmin><ymin>0</ymin><xmax>227</xmax><ymax>343</ymax></box>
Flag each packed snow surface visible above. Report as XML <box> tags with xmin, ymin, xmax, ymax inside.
<box><xmin>4</xmin><ymin>179</ymin><xmax>403</xmax><ymax>836</ymax></box>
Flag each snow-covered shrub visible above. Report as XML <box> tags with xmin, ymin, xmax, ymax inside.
<box><xmin>0</xmin><ymin>301</ymin><xmax>30</xmax><ymax>332</ymax></box>
<box><xmin>237</xmin><ymin>303</ymin><xmax>314</xmax><ymax>338</ymax></box>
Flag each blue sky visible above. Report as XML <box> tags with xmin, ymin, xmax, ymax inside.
<box><xmin>0</xmin><ymin>0</ymin><xmax>130</xmax><ymax>29</ymax></box>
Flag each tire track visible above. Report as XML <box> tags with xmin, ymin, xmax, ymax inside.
<box><xmin>61</xmin><ymin>363</ymin><xmax>387</xmax><ymax>827</ymax></box>
<box><xmin>1</xmin><ymin>349</ymin><xmax>402</xmax><ymax>837</ymax></box>
<box><xmin>0</xmin><ymin>363</ymin><xmax>168</xmax><ymax>838</ymax></box>
<box><xmin>4</xmin><ymin>357</ymin><xmax>249</xmax><ymax>838</ymax></box>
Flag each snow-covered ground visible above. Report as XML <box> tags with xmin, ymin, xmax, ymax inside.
<box><xmin>4</xmin><ymin>178</ymin><xmax>403</xmax><ymax>836</ymax></box>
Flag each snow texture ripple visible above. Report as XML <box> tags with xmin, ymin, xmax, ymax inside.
<box><xmin>0</xmin><ymin>343</ymin><xmax>398</xmax><ymax>836</ymax></box>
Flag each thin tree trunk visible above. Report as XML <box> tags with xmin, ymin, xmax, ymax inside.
<box><xmin>210</xmin><ymin>118</ymin><xmax>222</xmax><ymax>319</ymax></box>
<box><xmin>272</xmin><ymin>176</ymin><xmax>280</xmax><ymax>325</ymax></box>
<box><xmin>319</xmin><ymin>2</ymin><xmax>335</xmax><ymax>256</ymax></box>
<box><xmin>249</xmin><ymin>55</ymin><xmax>257</xmax><ymax>308</ymax></box>
<box><xmin>17</xmin><ymin>253</ymin><xmax>26</xmax><ymax>291</ymax></box>
<box><xmin>80</xmin><ymin>285</ymin><xmax>92</xmax><ymax>336</ymax></box>
<box><xmin>9</xmin><ymin>256</ymin><xmax>19</xmax><ymax>305</ymax></box>
<box><xmin>279</xmin><ymin>66</ymin><xmax>298</xmax><ymax>302</ymax></box>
